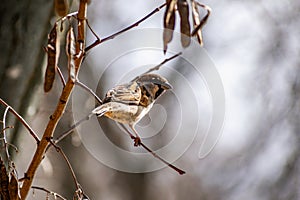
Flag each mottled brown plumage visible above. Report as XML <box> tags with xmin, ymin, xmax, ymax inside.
<box><xmin>92</xmin><ymin>74</ymin><xmax>172</xmax><ymax>146</ymax></box>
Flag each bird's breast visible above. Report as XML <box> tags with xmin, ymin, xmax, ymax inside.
<box><xmin>103</xmin><ymin>101</ymin><xmax>153</xmax><ymax>125</ymax></box>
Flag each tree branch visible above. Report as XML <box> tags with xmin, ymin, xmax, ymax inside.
<box><xmin>0</xmin><ymin>98</ymin><xmax>40</xmax><ymax>143</ymax></box>
<box><xmin>32</xmin><ymin>186</ymin><xmax>67</xmax><ymax>200</ymax></box>
<box><xmin>19</xmin><ymin>0</ymin><xmax>88</xmax><ymax>198</ymax></box>
<box><xmin>85</xmin><ymin>3</ymin><xmax>166</xmax><ymax>53</ymax></box>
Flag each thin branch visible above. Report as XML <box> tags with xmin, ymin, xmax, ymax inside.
<box><xmin>86</xmin><ymin>19</ymin><xmax>100</xmax><ymax>42</ymax></box>
<box><xmin>0</xmin><ymin>98</ymin><xmax>40</xmax><ymax>143</ymax></box>
<box><xmin>51</xmin><ymin>78</ymin><xmax>104</xmax><ymax>145</ymax></box>
<box><xmin>5</xmin><ymin>143</ymin><xmax>18</xmax><ymax>153</ymax></box>
<box><xmin>59</xmin><ymin>11</ymin><xmax>78</xmax><ymax>23</ymax></box>
<box><xmin>32</xmin><ymin>186</ymin><xmax>67</xmax><ymax>200</ymax></box>
<box><xmin>57</xmin><ymin>66</ymin><xmax>66</xmax><ymax>87</ymax></box>
<box><xmin>1</xmin><ymin>126</ymin><xmax>14</xmax><ymax>132</ymax></box>
<box><xmin>85</xmin><ymin>3</ymin><xmax>167</xmax><ymax>53</ymax></box>
<box><xmin>139</xmin><ymin>52</ymin><xmax>182</xmax><ymax>76</ymax></box>
<box><xmin>54</xmin><ymin>113</ymin><xmax>93</xmax><ymax>145</ymax></box>
<box><xmin>52</xmin><ymin>79</ymin><xmax>103</xmax><ymax>146</ymax></box>
<box><xmin>48</xmin><ymin>139</ymin><xmax>80</xmax><ymax>191</ymax></box>
<box><xmin>2</xmin><ymin>106</ymin><xmax>12</xmax><ymax>162</ymax></box>
<box><xmin>119</xmin><ymin>123</ymin><xmax>186</xmax><ymax>175</ymax></box>
<box><xmin>76</xmin><ymin>80</ymin><xmax>102</xmax><ymax>104</ymax></box>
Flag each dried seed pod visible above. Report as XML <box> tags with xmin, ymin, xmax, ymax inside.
<box><xmin>54</xmin><ymin>0</ymin><xmax>69</xmax><ymax>17</ymax></box>
<box><xmin>163</xmin><ymin>0</ymin><xmax>176</xmax><ymax>53</ymax></box>
<box><xmin>44</xmin><ymin>24</ymin><xmax>60</xmax><ymax>93</ymax></box>
<box><xmin>191</xmin><ymin>2</ymin><xmax>211</xmax><ymax>45</ymax></box>
<box><xmin>177</xmin><ymin>0</ymin><xmax>191</xmax><ymax>47</ymax></box>
<box><xmin>191</xmin><ymin>0</ymin><xmax>203</xmax><ymax>45</ymax></box>
<box><xmin>66</xmin><ymin>26</ymin><xmax>76</xmax><ymax>82</ymax></box>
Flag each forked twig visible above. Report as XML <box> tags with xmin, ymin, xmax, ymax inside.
<box><xmin>47</xmin><ymin>139</ymin><xmax>81</xmax><ymax>192</ymax></box>
<box><xmin>32</xmin><ymin>186</ymin><xmax>67</xmax><ymax>200</ymax></box>
<box><xmin>0</xmin><ymin>98</ymin><xmax>40</xmax><ymax>143</ymax></box>
<box><xmin>76</xmin><ymin>80</ymin><xmax>102</xmax><ymax>104</ymax></box>
<box><xmin>85</xmin><ymin>3</ymin><xmax>167</xmax><ymax>52</ymax></box>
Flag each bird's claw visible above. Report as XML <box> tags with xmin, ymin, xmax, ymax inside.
<box><xmin>134</xmin><ymin>137</ymin><xmax>141</xmax><ymax>147</ymax></box>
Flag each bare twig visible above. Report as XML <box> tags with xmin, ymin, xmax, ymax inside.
<box><xmin>138</xmin><ymin>52</ymin><xmax>182</xmax><ymax>76</ymax></box>
<box><xmin>48</xmin><ymin>139</ymin><xmax>80</xmax><ymax>191</ymax></box>
<box><xmin>59</xmin><ymin>11</ymin><xmax>78</xmax><ymax>23</ymax></box>
<box><xmin>0</xmin><ymin>98</ymin><xmax>40</xmax><ymax>143</ymax></box>
<box><xmin>2</xmin><ymin>107</ymin><xmax>12</xmax><ymax>162</ymax></box>
<box><xmin>85</xmin><ymin>3</ymin><xmax>167</xmax><ymax>53</ymax></box>
<box><xmin>32</xmin><ymin>186</ymin><xmax>67</xmax><ymax>200</ymax></box>
<box><xmin>51</xmin><ymin>79</ymin><xmax>103</xmax><ymax>146</ymax></box>
<box><xmin>54</xmin><ymin>113</ymin><xmax>93</xmax><ymax>145</ymax></box>
<box><xmin>76</xmin><ymin>80</ymin><xmax>102</xmax><ymax>104</ymax></box>
<box><xmin>119</xmin><ymin>123</ymin><xmax>185</xmax><ymax>175</ymax></box>
<box><xmin>57</xmin><ymin>66</ymin><xmax>66</xmax><ymax>87</ymax></box>
<box><xmin>86</xmin><ymin>19</ymin><xmax>100</xmax><ymax>42</ymax></box>
<box><xmin>5</xmin><ymin>143</ymin><xmax>18</xmax><ymax>154</ymax></box>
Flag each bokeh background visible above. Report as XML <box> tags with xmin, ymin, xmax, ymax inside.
<box><xmin>0</xmin><ymin>0</ymin><xmax>300</xmax><ymax>199</ymax></box>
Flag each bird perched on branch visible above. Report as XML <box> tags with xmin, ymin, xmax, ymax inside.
<box><xmin>92</xmin><ymin>73</ymin><xmax>172</xmax><ymax>146</ymax></box>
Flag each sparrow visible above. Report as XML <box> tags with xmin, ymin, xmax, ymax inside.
<box><xmin>92</xmin><ymin>73</ymin><xmax>172</xmax><ymax>146</ymax></box>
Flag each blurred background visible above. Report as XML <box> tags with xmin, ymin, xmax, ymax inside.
<box><xmin>1</xmin><ymin>0</ymin><xmax>300</xmax><ymax>199</ymax></box>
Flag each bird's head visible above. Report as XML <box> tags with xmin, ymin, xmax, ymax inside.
<box><xmin>135</xmin><ymin>74</ymin><xmax>172</xmax><ymax>101</ymax></box>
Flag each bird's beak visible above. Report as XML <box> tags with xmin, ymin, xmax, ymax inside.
<box><xmin>161</xmin><ymin>82</ymin><xmax>173</xmax><ymax>90</ymax></box>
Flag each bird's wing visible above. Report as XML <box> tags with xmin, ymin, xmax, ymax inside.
<box><xmin>103</xmin><ymin>81</ymin><xmax>141</xmax><ymax>105</ymax></box>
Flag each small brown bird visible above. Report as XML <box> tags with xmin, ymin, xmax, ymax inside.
<box><xmin>55</xmin><ymin>53</ymin><xmax>185</xmax><ymax>174</ymax></box>
<box><xmin>92</xmin><ymin>73</ymin><xmax>172</xmax><ymax>146</ymax></box>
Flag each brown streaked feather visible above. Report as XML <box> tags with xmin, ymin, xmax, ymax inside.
<box><xmin>103</xmin><ymin>81</ymin><xmax>141</xmax><ymax>105</ymax></box>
